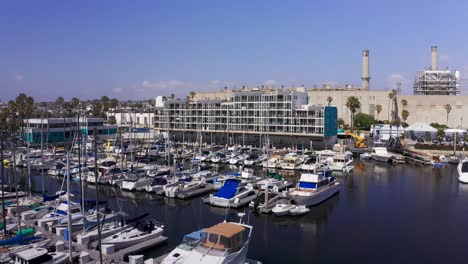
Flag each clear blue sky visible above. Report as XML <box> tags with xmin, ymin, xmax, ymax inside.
<box><xmin>1</xmin><ymin>0</ymin><xmax>467</xmax><ymax>101</ymax></box>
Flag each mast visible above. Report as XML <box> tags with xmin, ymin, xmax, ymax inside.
<box><xmin>40</xmin><ymin>110</ymin><xmax>45</xmax><ymax>194</ymax></box>
<box><xmin>78</xmin><ymin>113</ymin><xmax>86</xmax><ymax>234</ymax></box>
<box><xmin>27</xmin><ymin>142</ymin><xmax>31</xmax><ymax>199</ymax></box>
<box><xmin>93</xmin><ymin>128</ymin><xmax>103</xmax><ymax>263</ymax></box>
<box><xmin>66</xmin><ymin>152</ymin><xmax>72</xmax><ymax>262</ymax></box>
<box><xmin>0</xmin><ymin>133</ymin><xmax>6</xmax><ymax>237</ymax></box>
<box><xmin>12</xmin><ymin>143</ymin><xmax>21</xmax><ymax>237</ymax></box>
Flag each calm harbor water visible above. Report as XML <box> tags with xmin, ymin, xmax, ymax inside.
<box><xmin>5</xmin><ymin>161</ymin><xmax>468</xmax><ymax>264</ymax></box>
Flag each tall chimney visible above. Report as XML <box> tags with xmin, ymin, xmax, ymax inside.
<box><xmin>361</xmin><ymin>50</ymin><xmax>370</xmax><ymax>89</ymax></box>
<box><xmin>431</xmin><ymin>46</ymin><xmax>437</xmax><ymax>71</ymax></box>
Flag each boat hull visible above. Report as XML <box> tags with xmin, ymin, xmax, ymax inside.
<box><xmin>290</xmin><ymin>182</ymin><xmax>340</xmax><ymax>206</ymax></box>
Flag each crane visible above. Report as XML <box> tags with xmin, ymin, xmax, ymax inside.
<box><xmin>345</xmin><ymin>130</ymin><xmax>367</xmax><ymax>148</ymax></box>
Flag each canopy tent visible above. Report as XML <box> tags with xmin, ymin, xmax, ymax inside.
<box><xmin>404</xmin><ymin>122</ymin><xmax>437</xmax><ymax>140</ymax></box>
<box><xmin>444</xmin><ymin>128</ymin><xmax>466</xmax><ymax>140</ymax></box>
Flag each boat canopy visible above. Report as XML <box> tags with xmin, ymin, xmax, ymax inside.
<box><xmin>201</xmin><ymin>223</ymin><xmax>246</xmax><ymax>250</ymax></box>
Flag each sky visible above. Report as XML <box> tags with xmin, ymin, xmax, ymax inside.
<box><xmin>1</xmin><ymin>0</ymin><xmax>468</xmax><ymax>101</ymax></box>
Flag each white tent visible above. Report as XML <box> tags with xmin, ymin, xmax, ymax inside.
<box><xmin>405</xmin><ymin>122</ymin><xmax>438</xmax><ymax>133</ymax></box>
<box><xmin>404</xmin><ymin>122</ymin><xmax>437</xmax><ymax>140</ymax></box>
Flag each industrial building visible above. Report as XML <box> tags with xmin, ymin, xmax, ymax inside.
<box><xmin>153</xmin><ymin>88</ymin><xmax>338</xmax><ymax>148</ymax></box>
<box><xmin>413</xmin><ymin>46</ymin><xmax>461</xmax><ymax>95</ymax></box>
<box><xmin>21</xmin><ymin>117</ymin><xmax>118</xmax><ymax>144</ymax></box>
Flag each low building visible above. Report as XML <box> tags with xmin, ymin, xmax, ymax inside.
<box><xmin>21</xmin><ymin>117</ymin><xmax>118</xmax><ymax>144</ymax></box>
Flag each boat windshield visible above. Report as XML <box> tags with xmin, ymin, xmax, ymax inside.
<box><xmin>462</xmin><ymin>162</ymin><xmax>468</xmax><ymax>173</ymax></box>
<box><xmin>298</xmin><ymin>181</ymin><xmax>317</xmax><ymax>189</ymax></box>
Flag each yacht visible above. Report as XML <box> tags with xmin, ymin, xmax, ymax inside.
<box><xmin>300</xmin><ymin>155</ymin><xmax>319</xmax><ymax>171</ymax></box>
<box><xmin>280</xmin><ymin>156</ymin><xmax>301</xmax><ymax>170</ymax></box>
<box><xmin>121</xmin><ymin>172</ymin><xmax>154</xmax><ymax>191</ymax></box>
<box><xmin>13</xmin><ymin>247</ymin><xmax>70</xmax><ymax>264</ymax></box>
<box><xmin>205</xmin><ymin>178</ymin><xmax>258</xmax><ymax>208</ymax></box>
<box><xmin>457</xmin><ymin>158</ymin><xmax>468</xmax><ymax>183</ymax></box>
<box><xmin>101</xmin><ymin>220</ymin><xmax>164</xmax><ymax>250</ymax></box>
<box><xmin>165</xmin><ymin>178</ymin><xmax>206</xmax><ymax>198</ymax></box>
<box><xmin>229</xmin><ymin>155</ymin><xmax>244</xmax><ymax>165</ymax></box>
<box><xmin>288</xmin><ymin>170</ymin><xmax>340</xmax><ymax>206</ymax></box>
<box><xmin>265</xmin><ymin>155</ymin><xmax>281</xmax><ymax>168</ymax></box>
<box><xmin>160</xmin><ymin>229</ymin><xmax>205</xmax><ymax>263</ymax></box>
<box><xmin>371</xmin><ymin>147</ymin><xmax>392</xmax><ymax>163</ymax></box>
<box><xmin>169</xmin><ymin>221</ymin><xmax>253</xmax><ymax>264</ymax></box>
<box><xmin>329</xmin><ymin>153</ymin><xmax>353</xmax><ymax>171</ymax></box>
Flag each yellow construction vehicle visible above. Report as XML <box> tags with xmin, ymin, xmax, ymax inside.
<box><xmin>345</xmin><ymin>130</ymin><xmax>367</xmax><ymax>148</ymax></box>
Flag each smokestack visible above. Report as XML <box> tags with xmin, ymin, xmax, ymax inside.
<box><xmin>431</xmin><ymin>46</ymin><xmax>437</xmax><ymax>70</ymax></box>
<box><xmin>361</xmin><ymin>50</ymin><xmax>370</xmax><ymax>89</ymax></box>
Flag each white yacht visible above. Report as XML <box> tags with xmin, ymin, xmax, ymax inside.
<box><xmin>457</xmin><ymin>158</ymin><xmax>468</xmax><ymax>183</ymax></box>
<box><xmin>371</xmin><ymin>147</ymin><xmax>392</xmax><ymax>163</ymax></box>
<box><xmin>329</xmin><ymin>153</ymin><xmax>353</xmax><ymax>171</ymax></box>
<box><xmin>121</xmin><ymin>172</ymin><xmax>154</xmax><ymax>191</ymax></box>
<box><xmin>165</xmin><ymin>178</ymin><xmax>206</xmax><ymax>198</ymax></box>
<box><xmin>205</xmin><ymin>178</ymin><xmax>258</xmax><ymax>208</ymax></box>
<box><xmin>301</xmin><ymin>155</ymin><xmax>319</xmax><ymax>171</ymax></box>
<box><xmin>101</xmin><ymin>220</ymin><xmax>164</xmax><ymax>250</ymax></box>
<box><xmin>167</xmin><ymin>221</ymin><xmax>253</xmax><ymax>264</ymax></box>
<box><xmin>14</xmin><ymin>247</ymin><xmax>70</xmax><ymax>264</ymax></box>
<box><xmin>288</xmin><ymin>170</ymin><xmax>340</xmax><ymax>206</ymax></box>
<box><xmin>280</xmin><ymin>156</ymin><xmax>301</xmax><ymax>170</ymax></box>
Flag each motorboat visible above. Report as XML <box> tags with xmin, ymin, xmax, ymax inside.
<box><xmin>371</xmin><ymin>147</ymin><xmax>392</xmax><ymax>163</ymax></box>
<box><xmin>165</xmin><ymin>178</ymin><xmax>206</xmax><ymax>198</ymax></box>
<box><xmin>145</xmin><ymin>177</ymin><xmax>169</xmax><ymax>193</ymax></box>
<box><xmin>288</xmin><ymin>170</ymin><xmax>340</xmax><ymax>206</ymax></box>
<box><xmin>289</xmin><ymin>205</ymin><xmax>310</xmax><ymax>216</ymax></box>
<box><xmin>255</xmin><ymin>172</ymin><xmax>291</xmax><ymax>191</ymax></box>
<box><xmin>101</xmin><ymin>220</ymin><xmax>164</xmax><ymax>250</ymax></box>
<box><xmin>205</xmin><ymin>178</ymin><xmax>258</xmax><ymax>208</ymax></box>
<box><xmin>265</xmin><ymin>155</ymin><xmax>281</xmax><ymax>168</ymax></box>
<box><xmin>272</xmin><ymin>203</ymin><xmax>294</xmax><ymax>216</ymax></box>
<box><xmin>171</xmin><ymin>221</ymin><xmax>254</xmax><ymax>264</ymax></box>
<box><xmin>457</xmin><ymin>158</ymin><xmax>468</xmax><ymax>183</ymax></box>
<box><xmin>229</xmin><ymin>155</ymin><xmax>244</xmax><ymax>165</ymax></box>
<box><xmin>300</xmin><ymin>155</ymin><xmax>319</xmax><ymax>171</ymax></box>
<box><xmin>329</xmin><ymin>153</ymin><xmax>353</xmax><ymax>171</ymax></box>
<box><xmin>13</xmin><ymin>247</ymin><xmax>71</xmax><ymax>264</ymax></box>
<box><xmin>280</xmin><ymin>156</ymin><xmax>301</xmax><ymax>170</ymax></box>
<box><xmin>160</xmin><ymin>228</ymin><xmax>205</xmax><ymax>263</ymax></box>
<box><xmin>121</xmin><ymin>172</ymin><xmax>154</xmax><ymax>191</ymax></box>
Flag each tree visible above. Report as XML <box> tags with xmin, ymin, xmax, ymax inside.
<box><xmin>70</xmin><ymin>97</ymin><xmax>80</xmax><ymax>109</ymax></box>
<box><xmin>108</xmin><ymin>98</ymin><xmax>119</xmax><ymax>123</ymax></box>
<box><xmin>101</xmin><ymin>96</ymin><xmax>110</xmax><ymax>118</ymax></box>
<box><xmin>189</xmin><ymin>91</ymin><xmax>196</xmax><ymax>100</ymax></box>
<box><xmin>376</xmin><ymin>104</ymin><xmax>382</xmax><ymax>120</ymax></box>
<box><xmin>91</xmin><ymin>100</ymin><xmax>103</xmax><ymax>118</ymax></box>
<box><xmin>444</xmin><ymin>104</ymin><xmax>452</xmax><ymax>126</ymax></box>
<box><xmin>55</xmin><ymin>96</ymin><xmax>65</xmax><ymax>117</ymax></box>
<box><xmin>401</xmin><ymin>109</ymin><xmax>409</xmax><ymax>123</ymax></box>
<box><xmin>346</xmin><ymin>96</ymin><xmax>361</xmax><ymax>130</ymax></box>
<box><xmin>338</xmin><ymin>118</ymin><xmax>345</xmax><ymax>128</ymax></box>
<box><xmin>387</xmin><ymin>90</ymin><xmax>397</xmax><ymax>121</ymax></box>
<box><xmin>326</xmin><ymin>96</ymin><xmax>333</xmax><ymax>107</ymax></box>
<box><xmin>353</xmin><ymin>113</ymin><xmax>376</xmax><ymax>130</ymax></box>
<box><xmin>401</xmin><ymin>99</ymin><xmax>408</xmax><ymax>110</ymax></box>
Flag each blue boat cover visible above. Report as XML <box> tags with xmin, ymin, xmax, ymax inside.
<box><xmin>42</xmin><ymin>191</ymin><xmax>66</xmax><ymax>202</ymax></box>
<box><xmin>214</xmin><ymin>179</ymin><xmax>240</xmax><ymax>199</ymax></box>
<box><xmin>298</xmin><ymin>182</ymin><xmax>317</xmax><ymax>189</ymax></box>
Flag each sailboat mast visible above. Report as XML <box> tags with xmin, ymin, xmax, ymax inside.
<box><xmin>27</xmin><ymin>142</ymin><xmax>31</xmax><ymax>199</ymax></box>
<box><xmin>93</xmin><ymin>128</ymin><xmax>103</xmax><ymax>263</ymax></box>
<box><xmin>40</xmin><ymin>110</ymin><xmax>45</xmax><ymax>193</ymax></box>
<box><xmin>0</xmin><ymin>134</ymin><xmax>6</xmax><ymax>237</ymax></box>
<box><xmin>66</xmin><ymin>152</ymin><xmax>72</xmax><ymax>262</ymax></box>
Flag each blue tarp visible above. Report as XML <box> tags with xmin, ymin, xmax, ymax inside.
<box><xmin>42</xmin><ymin>191</ymin><xmax>66</xmax><ymax>202</ymax></box>
<box><xmin>214</xmin><ymin>179</ymin><xmax>240</xmax><ymax>199</ymax></box>
<box><xmin>185</xmin><ymin>228</ymin><xmax>206</xmax><ymax>241</ymax></box>
<box><xmin>298</xmin><ymin>182</ymin><xmax>317</xmax><ymax>189</ymax></box>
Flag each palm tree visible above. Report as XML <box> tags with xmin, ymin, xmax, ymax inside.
<box><xmin>326</xmin><ymin>96</ymin><xmax>333</xmax><ymax>107</ymax></box>
<box><xmin>346</xmin><ymin>96</ymin><xmax>361</xmax><ymax>130</ymax></box>
<box><xmin>376</xmin><ymin>104</ymin><xmax>382</xmax><ymax>120</ymax></box>
<box><xmin>401</xmin><ymin>99</ymin><xmax>408</xmax><ymax>110</ymax></box>
<box><xmin>387</xmin><ymin>90</ymin><xmax>396</xmax><ymax>121</ymax></box>
<box><xmin>108</xmin><ymin>98</ymin><xmax>119</xmax><ymax>124</ymax></box>
<box><xmin>70</xmin><ymin>97</ymin><xmax>80</xmax><ymax>109</ymax></box>
<box><xmin>444</xmin><ymin>104</ymin><xmax>452</xmax><ymax>126</ymax></box>
<box><xmin>401</xmin><ymin>109</ymin><xmax>409</xmax><ymax>123</ymax></box>
<box><xmin>189</xmin><ymin>91</ymin><xmax>196</xmax><ymax>101</ymax></box>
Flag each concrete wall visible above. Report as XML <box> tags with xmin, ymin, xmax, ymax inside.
<box><xmin>308</xmin><ymin>90</ymin><xmax>468</xmax><ymax>129</ymax></box>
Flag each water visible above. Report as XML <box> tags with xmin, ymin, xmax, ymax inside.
<box><xmin>5</xmin><ymin>161</ymin><xmax>468</xmax><ymax>264</ymax></box>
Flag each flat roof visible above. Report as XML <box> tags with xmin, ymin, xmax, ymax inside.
<box><xmin>205</xmin><ymin>222</ymin><xmax>245</xmax><ymax>238</ymax></box>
